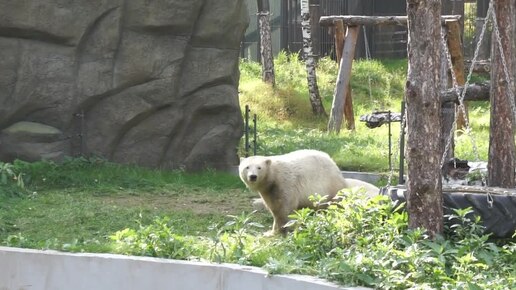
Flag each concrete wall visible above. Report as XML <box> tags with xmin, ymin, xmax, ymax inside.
<box><xmin>0</xmin><ymin>247</ymin><xmax>371</xmax><ymax>290</ymax></box>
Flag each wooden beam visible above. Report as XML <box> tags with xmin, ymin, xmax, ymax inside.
<box><xmin>328</xmin><ymin>25</ymin><xmax>359</xmax><ymax>133</ymax></box>
<box><xmin>445</xmin><ymin>20</ymin><xmax>468</xmax><ymax>131</ymax></box>
<box><xmin>333</xmin><ymin>21</ymin><xmax>355</xmax><ymax>131</ymax></box>
<box><xmin>441</xmin><ymin>83</ymin><xmax>490</xmax><ymax>103</ymax></box>
<box><xmin>334</xmin><ymin>20</ymin><xmax>345</xmax><ymax>62</ymax></box>
<box><xmin>320</xmin><ymin>15</ymin><xmax>461</xmax><ymax>27</ymax></box>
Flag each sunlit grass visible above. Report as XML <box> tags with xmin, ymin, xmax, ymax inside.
<box><xmin>240</xmin><ymin>54</ymin><xmax>489</xmax><ymax>175</ymax></box>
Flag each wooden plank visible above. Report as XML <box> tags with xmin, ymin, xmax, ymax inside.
<box><xmin>328</xmin><ymin>25</ymin><xmax>359</xmax><ymax>133</ymax></box>
<box><xmin>320</xmin><ymin>15</ymin><xmax>461</xmax><ymax>27</ymax></box>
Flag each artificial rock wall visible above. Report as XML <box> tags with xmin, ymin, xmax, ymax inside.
<box><xmin>0</xmin><ymin>0</ymin><xmax>248</xmax><ymax>170</ymax></box>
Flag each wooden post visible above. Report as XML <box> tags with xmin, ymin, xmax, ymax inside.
<box><xmin>334</xmin><ymin>20</ymin><xmax>345</xmax><ymax>61</ymax></box>
<box><xmin>445</xmin><ymin>20</ymin><xmax>468</xmax><ymax>132</ymax></box>
<box><xmin>328</xmin><ymin>25</ymin><xmax>359</xmax><ymax>133</ymax></box>
<box><xmin>333</xmin><ymin>21</ymin><xmax>356</xmax><ymax>131</ymax></box>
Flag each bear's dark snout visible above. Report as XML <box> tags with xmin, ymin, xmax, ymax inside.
<box><xmin>249</xmin><ymin>174</ymin><xmax>258</xmax><ymax>181</ymax></box>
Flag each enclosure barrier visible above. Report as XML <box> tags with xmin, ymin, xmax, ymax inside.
<box><xmin>0</xmin><ymin>247</ymin><xmax>371</xmax><ymax>290</ymax></box>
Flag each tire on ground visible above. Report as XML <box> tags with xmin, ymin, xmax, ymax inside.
<box><xmin>381</xmin><ymin>185</ymin><xmax>516</xmax><ymax>238</ymax></box>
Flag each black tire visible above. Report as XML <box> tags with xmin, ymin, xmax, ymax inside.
<box><xmin>381</xmin><ymin>185</ymin><xmax>516</xmax><ymax>238</ymax></box>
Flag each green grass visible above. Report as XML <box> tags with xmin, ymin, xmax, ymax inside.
<box><xmin>0</xmin><ymin>159</ymin><xmax>271</xmax><ymax>252</ymax></box>
<box><xmin>240</xmin><ymin>53</ymin><xmax>488</xmax><ymax>174</ymax></box>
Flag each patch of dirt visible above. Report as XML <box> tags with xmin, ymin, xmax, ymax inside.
<box><xmin>97</xmin><ymin>189</ymin><xmax>257</xmax><ymax>215</ymax></box>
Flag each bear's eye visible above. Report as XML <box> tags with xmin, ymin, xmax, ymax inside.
<box><xmin>245</xmin><ymin>166</ymin><xmax>249</xmax><ymax>170</ymax></box>
<box><xmin>257</xmin><ymin>166</ymin><xmax>261</xmax><ymax>170</ymax></box>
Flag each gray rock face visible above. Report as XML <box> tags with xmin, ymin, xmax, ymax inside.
<box><xmin>0</xmin><ymin>0</ymin><xmax>248</xmax><ymax>171</ymax></box>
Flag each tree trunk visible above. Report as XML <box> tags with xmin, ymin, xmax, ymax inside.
<box><xmin>405</xmin><ymin>0</ymin><xmax>443</xmax><ymax>239</ymax></box>
<box><xmin>487</xmin><ymin>0</ymin><xmax>515</xmax><ymax>187</ymax></box>
<box><xmin>476</xmin><ymin>0</ymin><xmax>491</xmax><ymax>60</ymax></box>
<box><xmin>257</xmin><ymin>0</ymin><xmax>275</xmax><ymax>86</ymax></box>
<box><xmin>300</xmin><ymin>0</ymin><xmax>326</xmax><ymax>116</ymax></box>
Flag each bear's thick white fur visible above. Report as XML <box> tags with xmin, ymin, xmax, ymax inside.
<box><xmin>239</xmin><ymin>149</ymin><xmax>379</xmax><ymax>234</ymax></box>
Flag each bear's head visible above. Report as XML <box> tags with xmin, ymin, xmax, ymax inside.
<box><xmin>238</xmin><ymin>156</ymin><xmax>271</xmax><ymax>190</ymax></box>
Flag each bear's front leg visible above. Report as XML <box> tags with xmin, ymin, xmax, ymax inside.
<box><xmin>265</xmin><ymin>211</ymin><xmax>289</xmax><ymax>236</ymax></box>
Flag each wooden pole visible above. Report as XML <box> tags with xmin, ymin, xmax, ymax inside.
<box><xmin>328</xmin><ymin>25</ymin><xmax>359</xmax><ymax>133</ymax></box>
<box><xmin>445</xmin><ymin>20</ymin><xmax>468</xmax><ymax>132</ymax></box>
<box><xmin>320</xmin><ymin>15</ymin><xmax>461</xmax><ymax>27</ymax></box>
<box><xmin>441</xmin><ymin>83</ymin><xmax>490</xmax><ymax>103</ymax></box>
<box><xmin>333</xmin><ymin>21</ymin><xmax>355</xmax><ymax>131</ymax></box>
<box><xmin>334</xmin><ymin>20</ymin><xmax>345</xmax><ymax>61</ymax></box>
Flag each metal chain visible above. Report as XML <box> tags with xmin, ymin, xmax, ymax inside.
<box><xmin>438</xmin><ymin>3</ymin><xmax>493</xmax><ymax>190</ymax></box>
<box><xmin>439</xmin><ymin>27</ymin><xmax>461</xmax><ymax>169</ymax></box>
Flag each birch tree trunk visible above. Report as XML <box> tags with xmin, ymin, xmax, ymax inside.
<box><xmin>405</xmin><ymin>0</ymin><xmax>443</xmax><ymax>239</ymax></box>
<box><xmin>300</xmin><ymin>0</ymin><xmax>326</xmax><ymax>116</ymax></box>
<box><xmin>487</xmin><ymin>0</ymin><xmax>515</xmax><ymax>187</ymax></box>
<box><xmin>257</xmin><ymin>0</ymin><xmax>275</xmax><ymax>86</ymax></box>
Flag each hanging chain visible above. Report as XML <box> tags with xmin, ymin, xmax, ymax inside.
<box><xmin>438</xmin><ymin>2</ymin><xmax>493</xmax><ymax>190</ymax></box>
<box><xmin>439</xmin><ymin>27</ymin><xmax>460</xmax><ymax>168</ymax></box>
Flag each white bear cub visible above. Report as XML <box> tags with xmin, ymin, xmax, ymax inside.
<box><xmin>239</xmin><ymin>149</ymin><xmax>379</xmax><ymax>235</ymax></box>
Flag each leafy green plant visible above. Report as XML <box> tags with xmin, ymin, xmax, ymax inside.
<box><xmin>0</xmin><ymin>161</ymin><xmax>26</xmax><ymax>196</ymax></box>
<box><xmin>110</xmin><ymin>216</ymin><xmax>202</xmax><ymax>259</ymax></box>
<box><xmin>207</xmin><ymin>211</ymin><xmax>266</xmax><ymax>264</ymax></box>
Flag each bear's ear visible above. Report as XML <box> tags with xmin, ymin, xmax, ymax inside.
<box><xmin>265</xmin><ymin>159</ymin><xmax>271</xmax><ymax>166</ymax></box>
